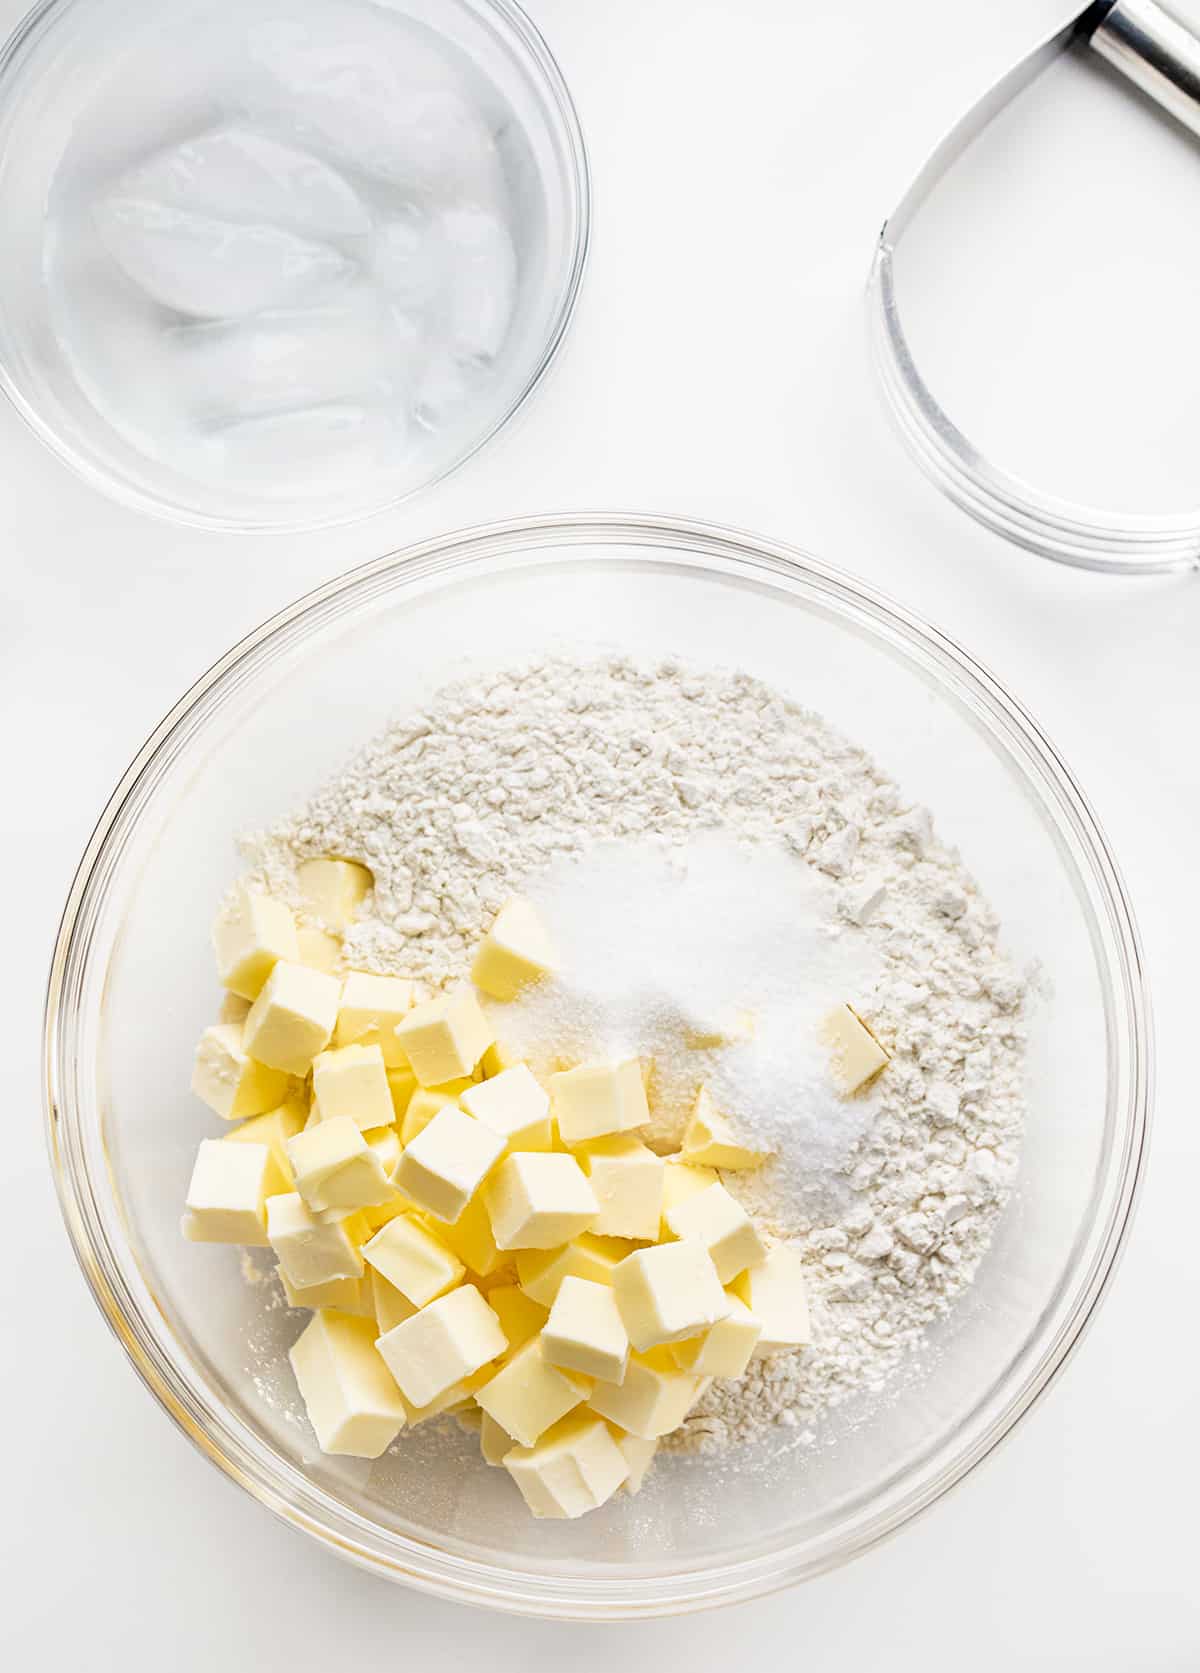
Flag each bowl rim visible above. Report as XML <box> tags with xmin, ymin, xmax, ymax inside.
<box><xmin>0</xmin><ymin>0</ymin><xmax>592</xmax><ymax>532</ymax></box>
<box><xmin>43</xmin><ymin>512</ymin><xmax>1153</xmax><ymax>1617</ymax></box>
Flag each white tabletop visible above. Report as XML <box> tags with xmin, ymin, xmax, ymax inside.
<box><xmin>5</xmin><ymin>0</ymin><xmax>1197</xmax><ymax>1662</ymax></box>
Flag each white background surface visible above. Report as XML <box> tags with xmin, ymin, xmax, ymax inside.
<box><xmin>3</xmin><ymin>0</ymin><xmax>1197</xmax><ymax>1663</ymax></box>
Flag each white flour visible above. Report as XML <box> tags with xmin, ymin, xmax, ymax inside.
<box><xmin>244</xmin><ymin>655</ymin><xmax>1028</xmax><ymax>1451</ymax></box>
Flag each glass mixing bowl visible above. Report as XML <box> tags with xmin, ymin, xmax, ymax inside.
<box><xmin>0</xmin><ymin>0</ymin><xmax>589</xmax><ymax>530</ymax></box>
<box><xmin>45</xmin><ymin>515</ymin><xmax>1150</xmax><ymax>1617</ymax></box>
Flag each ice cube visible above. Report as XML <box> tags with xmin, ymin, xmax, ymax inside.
<box><xmin>95</xmin><ymin>197</ymin><xmax>356</xmax><ymax>318</ymax></box>
<box><xmin>439</xmin><ymin>207</ymin><xmax>517</xmax><ymax>362</ymax></box>
<box><xmin>373</xmin><ymin>215</ymin><xmax>446</xmax><ymax>310</ymax></box>
<box><xmin>108</xmin><ymin>126</ymin><xmax>371</xmax><ymax>247</ymax></box>
<box><xmin>203</xmin><ymin>402</ymin><xmax>400</xmax><ymax>493</ymax></box>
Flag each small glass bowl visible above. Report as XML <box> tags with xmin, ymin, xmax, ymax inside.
<box><xmin>45</xmin><ymin>515</ymin><xmax>1150</xmax><ymax>1617</ymax></box>
<box><xmin>0</xmin><ymin>0</ymin><xmax>589</xmax><ymax>530</ymax></box>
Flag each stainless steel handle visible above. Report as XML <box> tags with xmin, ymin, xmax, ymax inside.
<box><xmin>1087</xmin><ymin>0</ymin><xmax>1200</xmax><ymax>140</ymax></box>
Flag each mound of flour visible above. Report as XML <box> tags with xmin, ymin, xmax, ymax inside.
<box><xmin>244</xmin><ymin>656</ymin><xmax>1027</xmax><ymax>1449</ymax></box>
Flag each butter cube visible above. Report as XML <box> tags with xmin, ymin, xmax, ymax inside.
<box><xmin>480</xmin><ymin>1038</ymin><xmax>522</xmax><ymax>1079</ymax></box>
<box><xmin>244</xmin><ymin>961</ymin><xmax>340</xmax><ymax>1076</ymax></box>
<box><xmin>403</xmin><ymin>1366</ymin><xmax>493</xmax><ymax>1428</ymax></box>
<box><xmin>731</xmin><ymin>1245</ymin><xmax>811</xmax><ymax>1353</ymax></box>
<box><xmin>335</xmin><ymin>970</ymin><xmax>415</xmax><ymax>1066</ymax></box>
<box><xmin>286</xmin><ymin>1117</ymin><xmax>393</xmax><ymax>1214</ymax></box>
<box><xmin>375</xmin><ymin>1284</ymin><xmax>505</xmax><ymax>1408</ymax></box>
<box><xmin>182</xmin><ymin>1138</ymin><xmax>274</xmax><ymax>1247</ymax></box>
<box><xmin>549</xmin><ymin>1059</ymin><xmax>649</xmax><ymax>1144</ymax></box>
<box><xmin>437</xmin><ymin>1191</ymin><xmax>507</xmax><ymax>1278</ymax></box>
<box><xmin>267</xmin><ymin>1190</ymin><xmax>365</xmax><ymax>1288</ymax></box>
<box><xmin>386</xmin><ymin>1065</ymin><xmax>418</xmax><ymax>1124</ymax></box>
<box><xmin>543</xmin><ymin>1277</ymin><xmax>629</xmax><ymax>1383</ymax></box>
<box><xmin>289</xmin><ymin>1308</ymin><xmax>406</xmax><ymax>1458</ymax></box>
<box><xmin>611</xmin><ymin>1428</ymin><xmax>658</xmax><ymax>1494</ymax></box>
<box><xmin>612</xmin><ymin>1240</ymin><xmax>731</xmax><ymax>1351</ymax></box>
<box><xmin>394</xmin><ymin>987</ymin><xmax>493</xmax><ymax>1086</ymax></box>
<box><xmin>820</xmin><ymin>1004</ymin><xmax>890</xmax><ymax>1094</ymax></box>
<box><xmin>369</xmin><ymin>1267</ymin><xmax>418</xmax><ymax>1333</ymax></box>
<box><xmin>362</xmin><ymin>1213</ymin><xmax>464</xmax><ymax>1307</ymax></box>
<box><xmin>660</xmin><ymin>1158</ymin><xmax>718</xmax><ymax>1235</ymax></box>
<box><xmin>504</xmin><ymin>1412</ymin><xmax>629</xmax><ymax>1519</ymax></box>
<box><xmin>296</xmin><ymin>857</ymin><xmax>373</xmax><ymax>930</ymax></box>
<box><xmin>191</xmin><ymin>1022</ymin><xmax>291</xmax><ymax>1121</ymax></box>
<box><xmin>486</xmin><ymin>1282</ymin><xmax>548</xmax><ymax>1354</ymax></box>
<box><xmin>515</xmin><ymin>1234</ymin><xmax>632</xmax><ymax>1307</ymax></box>
<box><xmin>297</xmin><ymin>925</ymin><xmax>341</xmax><ymax>975</ymax></box>
<box><xmin>470</xmin><ymin>896</ymin><xmax>556</xmax><ymax>1000</ymax></box>
<box><xmin>279</xmin><ymin>1269</ymin><xmax>368</xmax><ymax>1313</ymax></box>
<box><xmin>681</xmin><ymin>1087</ymin><xmax>768</xmax><ymax>1170</ymax></box>
<box><xmin>587</xmin><ymin>1348</ymin><xmax>704</xmax><ymax>1439</ymax></box>
<box><xmin>312</xmin><ymin>1042</ymin><xmax>394</xmax><ymax>1131</ymax></box>
<box><xmin>480</xmin><ymin>1411</ymin><xmax>513</xmax><ymax>1466</ymax></box>
<box><xmin>485</xmin><ymin>1152</ymin><xmax>598</xmax><ymax>1250</ymax></box>
<box><xmin>366</xmin><ymin>1127</ymin><xmax>401</xmax><ymax>1180</ymax></box>
<box><xmin>392</xmin><ymin>1105</ymin><xmax>505</xmax><ymax>1224</ymax></box>
<box><xmin>213</xmin><ymin>883</ymin><xmax>299</xmax><ymax>1000</ymax></box>
<box><xmin>669</xmin><ymin>1295</ymin><xmax>762</xmax><ymax>1377</ymax></box>
<box><xmin>400</xmin><ymin>1080</ymin><xmax>471</xmax><ymax>1144</ymax></box>
<box><xmin>576</xmin><ymin>1134</ymin><xmax>664</xmax><ymax>1240</ymax></box>
<box><xmin>224</xmin><ymin>1098</ymin><xmax>306</xmax><ymax>1197</ymax></box>
<box><xmin>217</xmin><ymin>991</ymin><xmax>251</xmax><ymax>1024</ymax></box>
<box><xmin>476</xmin><ymin>1337</ymin><xmax>592</xmax><ymax>1448</ymax></box>
<box><xmin>461</xmin><ymin>1065</ymin><xmax>552</xmax><ymax>1152</ymax></box>
<box><xmin>664</xmin><ymin>1181</ymin><xmax>767</xmax><ymax>1282</ymax></box>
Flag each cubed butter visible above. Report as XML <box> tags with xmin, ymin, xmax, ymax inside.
<box><xmin>669</xmin><ymin>1295</ymin><xmax>762</xmax><ymax>1377</ymax></box>
<box><xmin>267</xmin><ymin>1190</ymin><xmax>365</xmax><ymax>1288</ymax></box>
<box><xmin>392</xmin><ymin>1105</ymin><xmax>505</xmax><ymax>1224</ymax></box>
<box><xmin>394</xmin><ymin>987</ymin><xmax>493</xmax><ymax>1086</ymax></box>
<box><xmin>311</xmin><ymin>1042</ymin><xmax>394</xmax><ymax>1131</ymax></box>
<box><xmin>612</xmin><ymin>1240</ymin><xmax>731</xmax><ymax>1351</ymax></box>
<box><xmin>576</xmin><ymin>1133</ymin><xmax>664</xmax><ymax>1240</ymax></box>
<box><xmin>289</xmin><ymin>1308</ymin><xmax>406</xmax><ymax>1458</ymax></box>
<box><xmin>437</xmin><ymin>1191</ymin><xmax>507</xmax><ymax>1278</ymax></box>
<box><xmin>484</xmin><ymin>1152</ymin><xmax>598</xmax><ymax>1250</ymax></box>
<box><xmin>286</xmin><ymin>1117</ymin><xmax>394</xmax><ymax>1214</ymax></box>
<box><xmin>470</xmin><ymin>896</ymin><xmax>556</xmax><ymax>1000</ymax></box>
<box><xmin>486</xmin><ymin>1282</ymin><xmax>549</xmax><ymax>1354</ymax></box>
<box><xmin>731</xmin><ymin>1244</ymin><xmax>811</xmax><ymax>1353</ymax></box>
<box><xmin>480</xmin><ymin>1411</ymin><xmax>512</xmax><ymax>1466</ymax></box>
<box><xmin>611</xmin><ymin>1428</ymin><xmax>658</xmax><ymax>1495</ymax></box>
<box><xmin>369</xmin><ymin>1266</ymin><xmax>418</xmax><ymax>1333</ymax></box>
<box><xmin>659</xmin><ymin>1158</ymin><xmax>719</xmax><ymax>1236</ymax></box>
<box><xmin>461</xmin><ymin>1064</ymin><xmax>552</xmax><ymax>1152</ymax></box>
<box><xmin>543</xmin><ymin>1277</ymin><xmax>629</xmax><ymax>1383</ymax></box>
<box><xmin>335</xmin><ymin>970</ymin><xmax>415</xmax><ymax>1066</ymax></box>
<box><xmin>400</xmin><ymin>1080</ymin><xmax>471</xmax><ymax>1145</ymax></box>
<box><xmin>387</xmin><ymin>1065</ymin><xmax>418</xmax><ymax>1124</ymax></box>
<box><xmin>820</xmin><ymin>1003</ymin><xmax>890</xmax><ymax>1094</ymax></box>
<box><xmin>503</xmin><ymin>1411</ymin><xmax>629</xmax><ymax>1520</ymax></box>
<box><xmin>297</xmin><ymin>925</ymin><xmax>341</xmax><ymax>975</ymax></box>
<box><xmin>296</xmin><ymin>857</ymin><xmax>373</xmax><ymax>930</ymax></box>
<box><xmin>664</xmin><ymin>1180</ymin><xmax>767</xmax><ymax>1282</ymax></box>
<box><xmin>213</xmin><ymin>883</ymin><xmax>299</xmax><ymax>1000</ymax></box>
<box><xmin>279</xmin><ymin>1268</ymin><xmax>369</xmax><ymax>1313</ymax></box>
<box><xmin>182</xmin><ymin>1138</ymin><xmax>272</xmax><ymax>1246</ymax></box>
<box><xmin>475</xmin><ymin>1336</ymin><xmax>592</xmax><ymax>1448</ymax></box>
<box><xmin>365</xmin><ymin>1126</ymin><xmax>401</xmax><ymax>1179</ymax></box>
<box><xmin>587</xmin><ymin>1347</ymin><xmax>704</xmax><ymax>1439</ymax></box>
<box><xmin>217</xmin><ymin>991</ymin><xmax>251</xmax><ymax>1025</ymax></box>
<box><xmin>374</xmin><ymin>1284</ymin><xmax>505</xmax><ymax>1408</ymax></box>
<box><xmin>514</xmin><ymin>1234</ymin><xmax>632</xmax><ymax>1307</ymax></box>
<box><xmin>362</xmin><ymin>1213</ymin><xmax>464</xmax><ymax>1307</ymax></box>
<box><xmin>191</xmin><ymin>1022</ymin><xmax>291</xmax><ymax>1121</ymax></box>
<box><xmin>681</xmin><ymin>1087</ymin><xmax>769</xmax><ymax>1170</ymax></box>
<box><xmin>224</xmin><ymin>1098</ymin><xmax>306</xmax><ymax>1193</ymax></box>
<box><xmin>549</xmin><ymin>1059</ymin><xmax>649</xmax><ymax>1144</ymax></box>
<box><xmin>244</xmin><ymin>961</ymin><xmax>340</xmax><ymax>1076</ymax></box>
<box><xmin>402</xmin><ymin>1365</ymin><xmax>492</xmax><ymax>1428</ymax></box>
<box><xmin>480</xmin><ymin>1037</ymin><xmax>521</xmax><ymax>1079</ymax></box>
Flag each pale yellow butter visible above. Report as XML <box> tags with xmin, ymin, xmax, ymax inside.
<box><xmin>267</xmin><ymin>1190</ymin><xmax>365</xmax><ymax>1289</ymax></box>
<box><xmin>399</xmin><ymin>1080</ymin><xmax>471</xmax><ymax>1144</ymax></box>
<box><xmin>362</xmin><ymin>1213</ymin><xmax>464</xmax><ymax>1308</ymax></box>
<box><xmin>820</xmin><ymin>1003</ymin><xmax>890</xmax><ymax>1094</ymax></box>
<box><xmin>312</xmin><ymin>1041</ymin><xmax>394</xmax><ymax>1131</ymax></box>
<box><xmin>369</xmin><ymin>1267</ymin><xmax>418</xmax><ymax>1333</ymax></box>
<box><xmin>243</xmin><ymin>960</ymin><xmax>341</xmax><ymax>1076</ymax></box>
<box><xmin>543</xmin><ymin>1276</ymin><xmax>629</xmax><ymax>1384</ymax></box>
<box><xmin>680</xmin><ymin>1087</ymin><xmax>769</xmax><ymax>1171</ymax></box>
<box><xmin>279</xmin><ymin>1268</ymin><xmax>369</xmax><ymax>1314</ymax></box>
<box><xmin>480</xmin><ymin>1411</ymin><xmax>513</xmax><ymax>1466</ymax></box>
<box><xmin>503</xmin><ymin>1411</ymin><xmax>629</xmax><ymax>1520</ymax></box>
<box><xmin>374</xmin><ymin>1284</ymin><xmax>505</xmax><ymax>1408</ymax></box>
<box><xmin>437</xmin><ymin>1191</ymin><xmax>507</xmax><ymax>1278</ymax></box>
<box><xmin>289</xmin><ymin>1308</ymin><xmax>406</xmax><ymax>1458</ymax></box>
<box><xmin>217</xmin><ymin>991</ymin><xmax>251</xmax><ymax>1025</ymax></box>
<box><xmin>297</xmin><ymin>925</ymin><xmax>341</xmax><ymax>975</ymax></box>
<box><xmin>576</xmin><ymin>1133</ymin><xmax>664</xmax><ymax>1240</ymax></box>
<box><xmin>480</xmin><ymin>1037</ymin><xmax>522</xmax><ymax>1079</ymax></box>
<box><xmin>296</xmin><ymin>857</ymin><xmax>373</xmax><ymax>930</ymax></box>
<box><xmin>394</xmin><ymin>987</ymin><xmax>494</xmax><ymax>1086</ymax></box>
<box><xmin>386</xmin><ymin>1065</ymin><xmax>418</xmax><ymax>1124</ymax></box>
<box><xmin>392</xmin><ymin>1104</ymin><xmax>505</xmax><ymax>1224</ymax></box>
<box><xmin>475</xmin><ymin>1336</ymin><xmax>593</xmax><ymax>1448</ymax></box>
<box><xmin>664</xmin><ymin>1180</ymin><xmax>767</xmax><ymax>1283</ymax></box>
<box><xmin>587</xmin><ymin>1347</ymin><xmax>704</xmax><ymax>1439</ymax></box>
<box><xmin>213</xmin><ymin>883</ymin><xmax>298</xmax><ymax>1001</ymax></box>
<box><xmin>486</xmin><ymin>1282</ymin><xmax>548</xmax><ymax>1354</ymax></box>
<box><xmin>731</xmin><ymin>1244</ymin><xmax>811</xmax><ymax>1354</ymax></box>
<box><xmin>223</xmin><ymin>1098</ymin><xmax>306</xmax><ymax>1194</ymax></box>
<box><xmin>191</xmin><ymin>1022</ymin><xmax>291</xmax><ymax>1121</ymax></box>
<box><xmin>461</xmin><ymin>1064</ymin><xmax>552</xmax><ymax>1152</ymax></box>
<box><xmin>181</xmin><ymin>1138</ymin><xmax>272</xmax><ymax>1246</ymax></box>
<box><xmin>484</xmin><ymin>1152</ymin><xmax>598</xmax><ymax>1250</ymax></box>
<box><xmin>514</xmin><ymin>1233</ymin><xmax>632</xmax><ymax>1307</ymax></box>
<box><xmin>612</xmin><ymin>1239</ymin><xmax>731</xmax><ymax>1352</ymax></box>
<box><xmin>335</xmin><ymin>970</ymin><xmax>415</xmax><ymax>1066</ymax></box>
<box><xmin>611</xmin><ymin>1428</ymin><xmax>658</xmax><ymax>1495</ymax></box>
<box><xmin>549</xmin><ymin>1059</ymin><xmax>649</xmax><ymax>1144</ymax></box>
<box><xmin>286</xmin><ymin>1116</ymin><xmax>393</xmax><ymax>1214</ymax></box>
<box><xmin>470</xmin><ymin>896</ymin><xmax>556</xmax><ymax>1000</ymax></box>
<box><xmin>669</xmin><ymin>1295</ymin><xmax>762</xmax><ymax>1377</ymax></box>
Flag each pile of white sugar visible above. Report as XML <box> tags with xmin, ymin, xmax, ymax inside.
<box><xmin>244</xmin><ymin>656</ymin><xmax>1028</xmax><ymax>1452</ymax></box>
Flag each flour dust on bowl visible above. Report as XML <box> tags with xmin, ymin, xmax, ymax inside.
<box><xmin>0</xmin><ymin>0</ymin><xmax>587</xmax><ymax>528</ymax></box>
<box><xmin>46</xmin><ymin>517</ymin><xmax>1149</xmax><ymax>1616</ymax></box>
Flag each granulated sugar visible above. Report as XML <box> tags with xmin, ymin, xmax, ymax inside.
<box><xmin>243</xmin><ymin>655</ymin><xmax>1028</xmax><ymax>1450</ymax></box>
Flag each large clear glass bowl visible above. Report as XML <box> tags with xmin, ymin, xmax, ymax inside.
<box><xmin>0</xmin><ymin>0</ymin><xmax>589</xmax><ymax>530</ymax></box>
<box><xmin>45</xmin><ymin>515</ymin><xmax>1150</xmax><ymax>1617</ymax></box>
